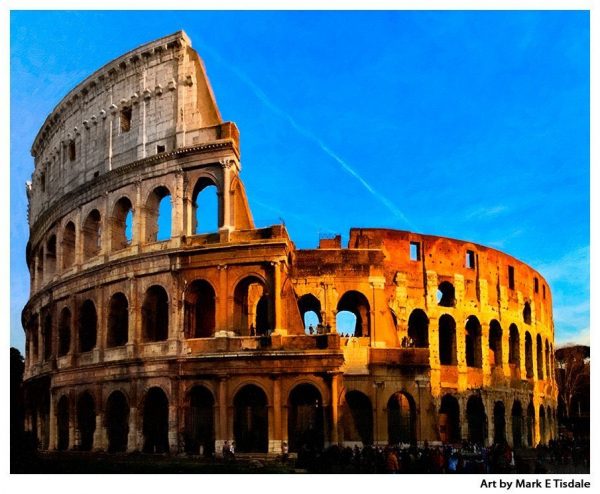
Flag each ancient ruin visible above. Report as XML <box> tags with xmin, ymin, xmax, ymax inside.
<box><xmin>22</xmin><ymin>31</ymin><xmax>557</xmax><ymax>455</ymax></box>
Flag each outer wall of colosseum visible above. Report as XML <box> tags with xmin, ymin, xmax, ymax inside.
<box><xmin>22</xmin><ymin>31</ymin><xmax>557</xmax><ymax>456</ymax></box>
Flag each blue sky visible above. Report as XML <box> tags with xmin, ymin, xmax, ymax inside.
<box><xmin>10</xmin><ymin>10</ymin><xmax>589</xmax><ymax>352</ymax></box>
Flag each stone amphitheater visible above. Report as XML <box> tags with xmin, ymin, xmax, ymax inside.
<box><xmin>21</xmin><ymin>31</ymin><xmax>557</xmax><ymax>455</ymax></box>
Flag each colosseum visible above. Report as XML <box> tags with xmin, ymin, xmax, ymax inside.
<box><xmin>21</xmin><ymin>31</ymin><xmax>558</xmax><ymax>456</ymax></box>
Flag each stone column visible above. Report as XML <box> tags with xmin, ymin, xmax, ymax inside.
<box><xmin>172</xmin><ymin>170</ymin><xmax>185</xmax><ymax>239</ymax></box>
<box><xmin>93</xmin><ymin>412</ymin><xmax>105</xmax><ymax>451</ymax></box>
<box><xmin>215</xmin><ymin>377</ymin><xmax>228</xmax><ymax>455</ymax></box>
<box><xmin>457</xmin><ymin>314</ymin><xmax>467</xmax><ymax>391</ymax></box>
<box><xmin>481</xmin><ymin>321</ymin><xmax>491</xmax><ymax>386</ymax></box>
<box><xmin>219</xmin><ymin>159</ymin><xmax>233</xmax><ymax>233</ymax></box>
<box><xmin>168</xmin><ymin>404</ymin><xmax>179</xmax><ymax>452</ymax></box>
<box><xmin>331</xmin><ymin>374</ymin><xmax>340</xmax><ymax>444</ymax></box>
<box><xmin>49</xmin><ymin>391</ymin><xmax>57</xmax><ymax>450</ymax></box>
<box><xmin>127</xmin><ymin>407</ymin><xmax>138</xmax><ymax>452</ymax></box>
<box><xmin>272</xmin><ymin>261</ymin><xmax>283</xmax><ymax>333</ymax></box>
<box><xmin>459</xmin><ymin>395</ymin><xmax>469</xmax><ymax>442</ymax></box>
<box><xmin>133</xmin><ymin>179</ymin><xmax>143</xmax><ymax>250</ymax></box>
<box><xmin>270</xmin><ymin>376</ymin><xmax>282</xmax><ymax>454</ymax></box>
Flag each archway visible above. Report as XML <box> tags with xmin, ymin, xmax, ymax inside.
<box><xmin>58</xmin><ymin>307</ymin><xmax>71</xmax><ymax>357</ymax></box>
<box><xmin>511</xmin><ymin>400</ymin><xmax>523</xmax><ymax>448</ymax></box>
<box><xmin>298</xmin><ymin>294</ymin><xmax>322</xmax><ymax>334</ymax></box>
<box><xmin>82</xmin><ymin>209</ymin><xmax>101</xmax><ymax>260</ymax></box>
<box><xmin>56</xmin><ymin>395</ymin><xmax>69</xmax><ymax>451</ymax></box>
<box><xmin>509</xmin><ymin>324</ymin><xmax>520</xmax><ymax>367</ymax></box>
<box><xmin>192</xmin><ymin>178</ymin><xmax>219</xmax><ymax>234</ymax></box>
<box><xmin>387</xmin><ymin>391</ymin><xmax>416</xmax><ymax>445</ymax></box>
<box><xmin>142</xmin><ymin>285</ymin><xmax>169</xmax><ymax>342</ymax></box>
<box><xmin>107</xmin><ymin>292</ymin><xmax>129</xmax><ymax>347</ymax></box>
<box><xmin>493</xmin><ymin>401</ymin><xmax>506</xmax><ymax>444</ymax></box>
<box><xmin>145</xmin><ymin>186</ymin><xmax>172</xmax><ymax>242</ymax></box>
<box><xmin>106</xmin><ymin>391</ymin><xmax>129</xmax><ymax>453</ymax></box>
<box><xmin>111</xmin><ymin>197</ymin><xmax>133</xmax><ymax>250</ymax></box>
<box><xmin>233</xmin><ymin>276</ymin><xmax>270</xmax><ymax>336</ymax></box>
<box><xmin>337</xmin><ymin>291</ymin><xmax>370</xmax><ymax>337</ymax></box>
<box><xmin>142</xmin><ymin>387</ymin><xmax>169</xmax><ymax>453</ymax></box>
<box><xmin>525</xmin><ymin>332</ymin><xmax>534</xmax><ymax>378</ymax></box>
<box><xmin>233</xmin><ymin>384</ymin><xmax>268</xmax><ymax>453</ymax></box>
<box><xmin>466</xmin><ymin>395</ymin><xmax>487</xmax><ymax>445</ymax></box>
<box><xmin>439</xmin><ymin>314</ymin><xmax>457</xmax><ymax>365</ymax></box>
<box><xmin>489</xmin><ymin>320</ymin><xmax>502</xmax><ymax>367</ymax></box>
<box><xmin>184</xmin><ymin>386</ymin><xmax>215</xmax><ymax>455</ymax></box>
<box><xmin>78</xmin><ymin>299</ymin><xmax>97</xmax><ymax>352</ymax></box>
<box><xmin>536</xmin><ymin>334</ymin><xmax>544</xmax><ymax>380</ymax></box>
<box><xmin>439</xmin><ymin>394</ymin><xmax>460</xmax><ymax>444</ymax></box>
<box><xmin>288</xmin><ymin>384</ymin><xmax>324</xmax><ymax>452</ymax></box>
<box><xmin>539</xmin><ymin>405</ymin><xmax>546</xmax><ymax>445</ymax></box>
<box><xmin>437</xmin><ymin>281</ymin><xmax>456</xmax><ymax>307</ymax></box>
<box><xmin>184</xmin><ymin>280</ymin><xmax>216</xmax><ymax>338</ymax></box>
<box><xmin>62</xmin><ymin>222</ymin><xmax>76</xmax><ymax>269</ymax></box>
<box><xmin>342</xmin><ymin>391</ymin><xmax>373</xmax><ymax>445</ymax></box>
<box><xmin>77</xmin><ymin>392</ymin><xmax>95</xmax><ymax>451</ymax></box>
<box><xmin>465</xmin><ymin>316</ymin><xmax>482</xmax><ymax>368</ymax></box>
<box><xmin>408</xmin><ymin>309</ymin><xmax>429</xmax><ymax>347</ymax></box>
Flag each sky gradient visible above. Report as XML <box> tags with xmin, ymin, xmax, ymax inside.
<box><xmin>10</xmin><ymin>10</ymin><xmax>590</xmax><ymax>352</ymax></box>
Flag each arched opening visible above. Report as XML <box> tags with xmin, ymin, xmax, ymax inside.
<box><xmin>143</xmin><ymin>387</ymin><xmax>169</xmax><ymax>453</ymax></box>
<box><xmin>489</xmin><ymin>320</ymin><xmax>502</xmax><ymax>367</ymax></box>
<box><xmin>342</xmin><ymin>391</ymin><xmax>373</xmax><ymax>445</ymax></box>
<box><xmin>46</xmin><ymin>235</ymin><xmax>57</xmax><ymax>277</ymax></box>
<box><xmin>467</xmin><ymin>395</ymin><xmax>487</xmax><ymax>445</ymax></box>
<box><xmin>387</xmin><ymin>392</ymin><xmax>416</xmax><ymax>445</ymax></box>
<box><xmin>58</xmin><ymin>308</ymin><xmax>71</xmax><ymax>357</ymax></box>
<box><xmin>336</xmin><ymin>311</ymin><xmax>357</xmax><ymax>337</ymax></box>
<box><xmin>78</xmin><ymin>299</ymin><xmax>97</xmax><ymax>353</ymax></box>
<box><xmin>192</xmin><ymin>179</ymin><xmax>219</xmax><ymax>234</ymax></box>
<box><xmin>142</xmin><ymin>285</ymin><xmax>169</xmax><ymax>342</ymax></box>
<box><xmin>509</xmin><ymin>324</ymin><xmax>520</xmax><ymax>367</ymax></box>
<box><xmin>77</xmin><ymin>392</ymin><xmax>95</xmax><ymax>451</ymax></box>
<box><xmin>56</xmin><ymin>395</ymin><xmax>69</xmax><ymax>451</ymax></box>
<box><xmin>408</xmin><ymin>309</ymin><xmax>429</xmax><ymax>347</ymax></box>
<box><xmin>539</xmin><ymin>405</ymin><xmax>546</xmax><ymax>445</ymax></box>
<box><xmin>233</xmin><ymin>384</ymin><xmax>268</xmax><ymax>453</ymax></box>
<box><xmin>62</xmin><ymin>222</ymin><xmax>76</xmax><ymax>269</ymax></box>
<box><xmin>438</xmin><ymin>314</ymin><xmax>457</xmax><ymax>365</ymax></box>
<box><xmin>145</xmin><ymin>186</ymin><xmax>172</xmax><ymax>242</ymax></box>
<box><xmin>106</xmin><ymin>391</ymin><xmax>129</xmax><ymax>453</ymax></box>
<box><xmin>42</xmin><ymin>313</ymin><xmax>52</xmax><ymax>360</ymax></box>
<box><xmin>233</xmin><ymin>276</ymin><xmax>270</xmax><ymax>336</ymax></box>
<box><xmin>30</xmin><ymin>315</ymin><xmax>39</xmax><ymax>362</ymax></box>
<box><xmin>512</xmin><ymin>400</ymin><xmax>523</xmax><ymax>448</ymax></box>
<box><xmin>465</xmin><ymin>316</ymin><xmax>482</xmax><ymax>368</ymax></box>
<box><xmin>546</xmin><ymin>405</ymin><xmax>553</xmax><ymax>441</ymax></box>
<box><xmin>184</xmin><ymin>280</ymin><xmax>216</xmax><ymax>338</ymax></box>
<box><xmin>437</xmin><ymin>281</ymin><xmax>456</xmax><ymax>307</ymax></box>
<box><xmin>525</xmin><ymin>332</ymin><xmax>534</xmax><ymax>378</ymax></box>
<box><xmin>536</xmin><ymin>334</ymin><xmax>544</xmax><ymax>380</ymax></box>
<box><xmin>107</xmin><ymin>292</ymin><xmax>129</xmax><ymax>347</ymax></box>
<box><xmin>523</xmin><ymin>302</ymin><xmax>532</xmax><ymax>325</ymax></box>
<box><xmin>337</xmin><ymin>291</ymin><xmax>370</xmax><ymax>337</ymax></box>
<box><xmin>526</xmin><ymin>402</ymin><xmax>535</xmax><ymax>447</ymax></box>
<box><xmin>298</xmin><ymin>294</ymin><xmax>322</xmax><ymax>334</ymax></box>
<box><xmin>288</xmin><ymin>384</ymin><xmax>325</xmax><ymax>452</ymax></box>
<box><xmin>439</xmin><ymin>394</ymin><xmax>460</xmax><ymax>444</ymax></box>
<box><xmin>36</xmin><ymin>247</ymin><xmax>44</xmax><ymax>285</ymax></box>
<box><xmin>545</xmin><ymin>340</ymin><xmax>551</xmax><ymax>380</ymax></box>
<box><xmin>184</xmin><ymin>386</ymin><xmax>215</xmax><ymax>456</ymax></box>
<box><xmin>82</xmin><ymin>209</ymin><xmax>101</xmax><ymax>260</ymax></box>
<box><xmin>111</xmin><ymin>197</ymin><xmax>134</xmax><ymax>250</ymax></box>
<box><xmin>493</xmin><ymin>401</ymin><xmax>506</xmax><ymax>444</ymax></box>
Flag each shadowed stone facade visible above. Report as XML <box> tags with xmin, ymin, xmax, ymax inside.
<box><xmin>22</xmin><ymin>31</ymin><xmax>557</xmax><ymax>456</ymax></box>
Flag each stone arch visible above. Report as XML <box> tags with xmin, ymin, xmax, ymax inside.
<box><xmin>46</xmin><ymin>234</ymin><xmax>57</xmax><ymax>278</ymax></box>
<box><xmin>36</xmin><ymin>245</ymin><xmax>44</xmax><ymax>286</ymax></box>
<box><xmin>184</xmin><ymin>279</ymin><xmax>216</xmax><ymax>338</ymax></box>
<box><xmin>82</xmin><ymin>209</ymin><xmax>101</xmax><ymax>260</ymax></box>
<box><xmin>439</xmin><ymin>314</ymin><xmax>457</xmax><ymax>365</ymax></box>
<box><xmin>142</xmin><ymin>285</ymin><xmax>169</xmax><ymax>342</ymax></box>
<box><xmin>408</xmin><ymin>309</ymin><xmax>429</xmax><ymax>347</ymax></box>
<box><xmin>466</xmin><ymin>394</ymin><xmax>487</xmax><ymax>445</ymax></box>
<box><xmin>525</xmin><ymin>331</ymin><xmax>534</xmax><ymax>378</ymax></box>
<box><xmin>523</xmin><ymin>302</ymin><xmax>532</xmax><ymax>325</ymax></box>
<box><xmin>42</xmin><ymin>311</ymin><xmax>52</xmax><ymax>360</ymax></box>
<box><xmin>465</xmin><ymin>315</ymin><xmax>482</xmax><ymax>368</ymax></box>
<box><xmin>437</xmin><ymin>281</ymin><xmax>456</xmax><ymax>307</ymax></box>
<box><xmin>511</xmin><ymin>400</ymin><xmax>524</xmax><ymax>448</ymax></box>
<box><xmin>233</xmin><ymin>384</ymin><xmax>268</xmax><ymax>453</ymax></box>
<box><xmin>298</xmin><ymin>293</ymin><xmax>322</xmax><ymax>332</ymax></box>
<box><xmin>337</xmin><ymin>290</ymin><xmax>370</xmax><ymax>337</ymax></box>
<box><xmin>192</xmin><ymin>176</ymin><xmax>220</xmax><ymax>234</ymax></box>
<box><xmin>536</xmin><ymin>334</ymin><xmax>544</xmax><ymax>380</ymax></box>
<box><xmin>184</xmin><ymin>385</ymin><xmax>215</xmax><ymax>455</ymax></box>
<box><xmin>439</xmin><ymin>394</ymin><xmax>460</xmax><ymax>444</ymax></box>
<box><xmin>106</xmin><ymin>390</ymin><xmax>129</xmax><ymax>453</ymax></box>
<box><xmin>62</xmin><ymin>221</ymin><xmax>76</xmax><ymax>269</ymax></box>
<box><xmin>78</xmin><ymin>299</ymin><xmax>97</xmax><ymax>352</ymax></box>
<box><xmin>107</xmin><ymin>292</ymin><xmax>129</xmax><ymax>347</ymax></box>
<box><xmin>509</xmin><ymin>323</ymin><xmax>520</xmax><ymax>367</ymax></box>
<box><xmin>111</xmin><ymin>196</ymin><xmax>134</xmax><ymax>250</ymax></box>
<box><xmin>493</xmin><ymin>401</ymin><xmax>506</xmax><ymax>444</ymax></box>
<box><xmin>288</xmin><ymin>383</ymin><xmax>325</xmax><ymax>452</ymax></box>
<box><xmin>387</xmin><ymin>391</ymin><xmax>416</xmax><ymax>445</ymax></box>
<box><xmin>77</xmin><ymin>391</ymin><xmax>96</xmax><ymax>451</ymax></box>
<box><xmin>341</xmin><ymin>390</ymin><xmax>373</xmax><ymax>445</ymax></box>
<box><xmin>145</xmin><ymin>185</ymin><xmax>172</xmax><ymax>242</ymax></box>
<box><xmin>539</xmin><ymin>405</ymin><xmax>546</xmax><ymax>445</ymax></box>
<box><xmin>489</xmin><ymin>320</ymin><xmax>503</xmax><ymax>367</ymax></box>
<box><xmin>545</xmin><ymin>339</ymin><xmax>551</xmax><ymax>381</ymax></box>
<box><xmin>56</xmin><ymin>394</ymin><xmax>69</xmax><ymax>451</ymax></box>
<box><xmin>142</xmin><ymin>387</ymin><xmax>169</xmax><ymax>453</ymax></box>
<box><xmin>233</xmin><ymin>275</ymin><xmax>270</xmax><ymax>336</ymax></box>
<box><xmin>58</xmin><ymin>307</ymin><xmax>71</xmax><ymax>357</ymax></box>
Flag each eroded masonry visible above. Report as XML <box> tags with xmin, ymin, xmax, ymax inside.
<box><xmin>22</xmin><ymin>31</ymin><xmax>557</xmax><ymax>455</ymax></box>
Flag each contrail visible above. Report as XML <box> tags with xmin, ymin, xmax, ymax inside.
<box><xmin>197</xmin><ymin>41</ymin><xmax>413</xmax><ymax>228</ymax></box>
<box><xmin>252</xmin><ymin>198</ymin><xmax>338</xmax><ymax>234</ymax></box>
